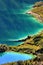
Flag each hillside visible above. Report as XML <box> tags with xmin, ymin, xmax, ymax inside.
<box><xmin>27</xmin><ymin>1</ymin><xmax>43</xmax><ymax>22</ymax></box>
<box><xmin>1</xmin><ymin>31</ymin><xmax>43</xmax><ymax>65</ymax></box>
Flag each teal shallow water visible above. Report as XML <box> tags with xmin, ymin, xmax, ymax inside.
<box><xmin>0</xmin><ymin>14</ymin><xmax>43</xmax><ymax>46</ymax></box>
<box><xmin>0</xmin><ymin>0</ymin><xmax>42</xmax><ymax>64</ymax></box>
<box><xmin>0</xmin><ymin>0</ymin><xmax>43</xmax><ymax>46</ymax></box>
<box><xmin>0</xmin><ymin>52</ymin><xmax>36</xmax><ymax>64</ymax></box>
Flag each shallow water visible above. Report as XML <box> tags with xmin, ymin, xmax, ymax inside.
<box><xmin>0</xmin><ymin>0</ymin><xmax>43</xmax><ymax>46</ymax></box>
<box><xmin>0</xmin><ymin>52</ymin><xmax>36</xmax><ymax>64</ymax></box>
<box><xmin>0</xmin><ymin>0</ymin><xmax>42</xmax><ymax>64</ymax></box>
<box><xmin>0</xmin><ymin>14</ymin><xmax>43</xmax><ymax>46</ymax></box>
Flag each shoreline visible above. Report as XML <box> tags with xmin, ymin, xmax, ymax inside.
<box><xmin>27</xmin><ymin>11</ymin><xmax>43</xmax><ymax>23</ymax></box>
<box><xmin>0</xmin><ymin>31</ymin><xmax>43</xmax><ymax>65</ymax></box>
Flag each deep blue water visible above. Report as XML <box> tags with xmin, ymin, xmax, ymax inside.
<box><xmin>0</xmin><ymin>0</ymin><xmax>43</xmax><ymax>46</ymax></box>
<box><xmin>0</xmin><ymin>52</ymin><xmax>36</xmax><ymax>64</ymax></box>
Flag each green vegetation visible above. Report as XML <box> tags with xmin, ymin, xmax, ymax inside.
<box><xmin>31</xmin><ymin>1</ymin><xmax>43</xmax><ymax>22</ymax></box>
<box><xmin>0</xmin><ymin>31</ymin><xmax>43</xmax><ymax>65</ymax></box>
<box><xmin>1</xmin><ymin>1</ymin><xmax>43</xmax><ymax>65</ymax></box>
<box><xmin>33</xmin><ymin>1</ymin><xmax>43</xmax><ymax>7</ymax></box>
<box><xmin>32</xmin><ymin>6</ymin><xmax>43</xmax><ymax>18</ymax></box>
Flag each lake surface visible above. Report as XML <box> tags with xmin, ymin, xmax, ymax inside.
<box><xmin>0</xmin><ymin>0</ymin><xmax>43</xmax><ymax>46</ymax></box>
<box><xmin>0</xmin><ymin>0</ymin><xmax>42</xmax><ymax>65</ymax></box>
<box><xmin>0</xmin><ymin>52</ymin><xmax>36</xmax><ymax>64</ymax></box>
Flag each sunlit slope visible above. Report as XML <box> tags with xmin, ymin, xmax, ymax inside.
<box><xmin>31</xmin><ymin>1</ymin><xmax>43</xmax><ymax>22</ymax></box>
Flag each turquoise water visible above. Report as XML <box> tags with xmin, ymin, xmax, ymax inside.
<box><xmin>0</xmin><ymin>14</ymin><xmax>43</xmax><ymax>46</ymax></box>
<box><xmin>0</xmin><ymin>0</ymin><xmax>43</xmax><ymax>46</ymax></box>
<box><xmin>0</xmin><ymin>52</ymin><xmax>36</xmax><ymax>64</ymax></box>
<box><xmin>0</xmin><ymin>0</ymin><xmax>42</xmax><ymax>64</ymax></box>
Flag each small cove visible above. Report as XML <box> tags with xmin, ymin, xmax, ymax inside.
<box><xmin>0</xmin><ymin>0</ymin><xmax>43</xmax><ymax>46</ymax></box>
<box><xmin>0</xmin><ymin>52</ymin><xmax>36</xmax><ymax>65</ymax></box>
<box><xmin>0</xmin><ymin>0</ymin><xmax>43</xmax><ymax>65</ymax></box>
<box><xmin>0</xmin><ymin>13</ymin><xmax>43</xmax><ymax>46</ymax></box>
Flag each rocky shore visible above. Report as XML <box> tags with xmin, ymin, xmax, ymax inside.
<box><xmin>27</xmin><ymin>1</ymin><xmax>43</xmax><ymax>23</ymax></box>
<box><xmin>2</xmin><ymin>60</ymin><xmax>43</xmax><ymax>65</ymax></box>
<box><xmin>27</xmin><ymin>11</ymin><xmax>43</xmax><ymax>22</ymax></box>
<box><xmin>0</xmin><ymin>1</ymin><xmax>43</xmax><ymax>65</ymax></box>
<box><xmin>0</xmin><ymin>31</ymin><xmax>43</xmax><ymax>65</ymax></box>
